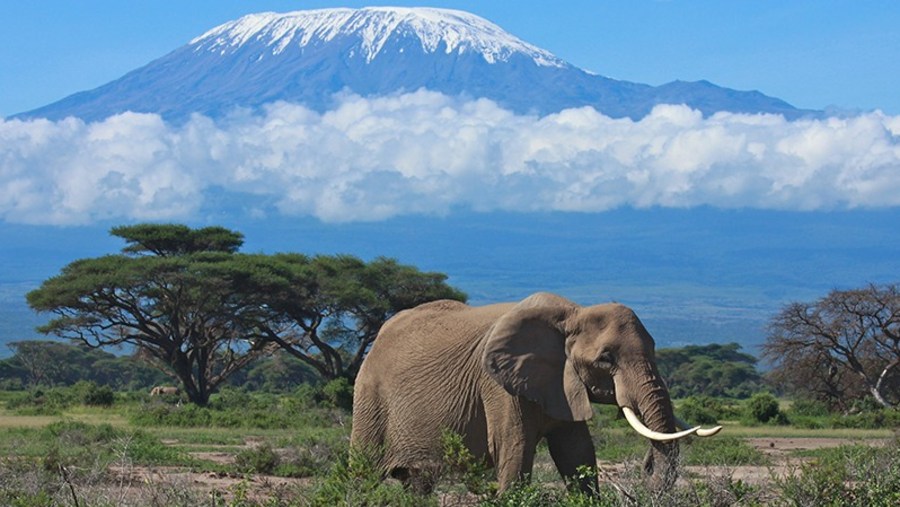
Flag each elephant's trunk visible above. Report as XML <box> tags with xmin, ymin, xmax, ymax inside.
<box><xmin>617</xmin><ymin>364</ymin><xmax>680</xmax><ymax>490</ymax></box>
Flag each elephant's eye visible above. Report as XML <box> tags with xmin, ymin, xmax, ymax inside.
<box><xmin>595</xmin><ymin>351</ymin><xmax>615</xmax><ymax>369</ymax></box>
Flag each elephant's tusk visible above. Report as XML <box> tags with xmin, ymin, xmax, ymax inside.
<box><xmin>674</xmin><ymin>416</ymin><xmax>723</xmax><ymax>437</ymax></box>
<box><xmin>696</xmin><ymin>427</ymin><xmax>723</xmax><ymax>437</ymax></box>
<box><xmin>621</xmin><ymin>407</ymin><xmax>700</xmax><ymax>441</ymax></box>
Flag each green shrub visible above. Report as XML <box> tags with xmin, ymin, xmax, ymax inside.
<box><xmin>743</xmin><ymin>392</ymin><xmax>788</xmax><ymax>425</ymax></box>
<box><xmin>441</xmin><ymin>430</ymin><xmax>493</xmax><ymax>495</ymax></box>
<box><xmin>82</xmin><ymin>383</ymin><xmax>115</xmax><ymax>406</ymax></box>
<box><xmin>831</xmin><ymin>408</ymin><xmax>900</xmax><ymax>429</ymax></box>
<box><xmin>321</xmin><ymin>377</ymin><xmax>354</xmax><ymax>411</ymax></box>
<box><xmin>6</xmin><ymin>388</ymin><xmax>71</xmax><ymax>415</ymax></box>
<box><xmin>774</xmin><ymin>440</ymin><xmax>900</xmax><ymax>506</ymax></box>
<box><xmin>290</xmin><ymin>383</ymin><xmax>320</xmax><ymax>408</ymax></box>
<box><xmin>789</xmin><ymin>398</ymin><xmax>830</xmax><ymax>417</ymax></box>
<box><xmin>28</xmin><ymin>420</ymin><xmax>192</xmax><ymax>474</ymax></box>
<box><xmin>678</xmin><ymin>396</ymin><xmax>720</xmax><ymax>425</ymax></box>
<box><xmin>130</xmin><ymin>387</ymin><xmax>353</xmax><ymax>429</ymax></box>
<box><xmin>235</xmin><ymin>443</ymin><xmax>280</xmax><ymax>475</ymax></box>
<box><xmin>790</xmin><ymin>415</ymin><xmax>827</xmax><ymax>429</ymax></box>
<box><xmin>44</xmin><ymin>420</ymin><xmax>119</xmax><ymax>447</ymax></box>
<box><xmin>479</xmin><ymin>480</ymin><xmax>620</xmax><ymax>506</ymax></box>
<box><xmin>302</xmin><ymin>447</ymin><xmax>435</xmax><ymax>506</ymax></box>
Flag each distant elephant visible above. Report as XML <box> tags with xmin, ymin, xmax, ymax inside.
<box><xmin>149</xmin><ymin>386</ymin><xmax>180</xmax><ymax>396</ymax></box>
<box><xmin>351</xmin><ymin>292</ymin><xmax>719</xmax><ymax>494</ymax></box>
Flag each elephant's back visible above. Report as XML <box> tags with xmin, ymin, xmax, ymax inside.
<box><xmin>369</xmin><ymin>299</ymin><xmax>513</xmax><ymax>358</ymax></box>
<box><xmin>357</xmin><ymin>299</ymin><xmax>514</xmax><ymax>417</ymax></box>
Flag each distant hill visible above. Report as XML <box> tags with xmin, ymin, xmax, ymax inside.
<box><xmin>15</xmin><ymin>7</ymin><xmax>813</xmax><ymax>122</ymax></box>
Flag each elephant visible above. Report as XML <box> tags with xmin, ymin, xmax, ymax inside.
<box><xmin>149</xmin><ymin>386</ymin><xmax>180</xmax><ymax>396</ymax></box>
<box><xmin>350</xmin><ymin>292</ymin><xmax>720</xmax><ymax>494</ymax></box>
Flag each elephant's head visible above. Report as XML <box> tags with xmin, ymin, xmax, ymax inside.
<box><xmin>482</xmin><ymin>292</ymin><xmax>719</xmax><ymax>489</ymax></box>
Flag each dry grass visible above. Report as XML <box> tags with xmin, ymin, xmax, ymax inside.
<box><xmin>0</xmin><ymin>412</ymin><xmax>130</xmax><ymax>428</ymax></box>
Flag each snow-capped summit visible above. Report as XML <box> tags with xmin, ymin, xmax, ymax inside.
<box><xmin>15</xmin><ymin>7</ymin><xmax>811</xmax><ymax>122</ymax></box>
<box><xmin>191</xmin><ymin>7</ymin><xmax>567</xmax><ymax>67</ymax></box>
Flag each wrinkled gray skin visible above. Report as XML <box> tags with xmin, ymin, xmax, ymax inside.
<box><xmin>351</xmin><ymin>292</ymin><xmax>679</xmax><ymax>494</ymax></box>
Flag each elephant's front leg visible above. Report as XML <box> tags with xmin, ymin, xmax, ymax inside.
<box><xmin>492</xmin><ymin>435</ymin><xmax>538</xmax><ymax>492</ymax></box>
<box><xmin>486</xmin><ymin>398</ymin><xmax>543</xmax><ymax>492</ymax></box>
<box><xmin>546</xmin><ymin>421</ymin><xmax>598</xmax><ymax>494</ymax></box>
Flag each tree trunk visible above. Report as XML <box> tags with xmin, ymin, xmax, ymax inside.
<box><xmin>872</xmin><ymin>359</ymin><xmax>899</xmax><ymax>408</ymax></box>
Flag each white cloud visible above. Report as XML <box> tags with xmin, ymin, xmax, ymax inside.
<box><xmin>2</xmin><ymin>91</ymin><xmax>900</xmax><ymax>224</ymax></box>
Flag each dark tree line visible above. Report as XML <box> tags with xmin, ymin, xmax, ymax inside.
<box><xmin>656</xmin><ymin>342</ymin><xmax>764</xmax><ymax>399</ymax></box>
<box><xmin>0</xmin><ymin>339</ymin><xmax>321</xmax><ymax>393</ymax></box>
<box><xmin>1</xmin><ymin>340</ymin><xmax>167</xmax><ymax>390</ymax></box>
<box><xmin>26</xmin><ymin>224</ymin><xmax>466</xmax><ymax>405</ymax></box>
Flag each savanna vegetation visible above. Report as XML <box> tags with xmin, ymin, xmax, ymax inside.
<box><xmin>25</xmin><ymin>224</ymin><xmax>465</xmax><ymax>404</ymax></box>
<box><xmin>0</xmin><ymin>381</ymin><xmax>896</xmax><ymax>506</ymax></box>
<box><xmin>0</xmin><ymin>223</ymin><xmax>897</xmax><ymax>505</ymax></box>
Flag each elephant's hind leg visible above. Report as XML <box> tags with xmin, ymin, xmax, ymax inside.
<box><xmin>349</xmin><ymin>386</ymin><xmax>390</xmax><ymax>475</ymax></box>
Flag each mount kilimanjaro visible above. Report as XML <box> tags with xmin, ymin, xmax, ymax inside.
<box><xmin>16</xmin><ymin>7</ymin><xmax>810</xmax><ymax>122</ymax></box>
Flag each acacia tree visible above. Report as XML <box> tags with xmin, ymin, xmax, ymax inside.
<box><xmin>27</xmin><ymin>223</ymin><xmax>466</xmax><ymax>400</ymax></box>
<box><xmin>27</xmin><ymin>225</ymin><xmax>273</xmax><ymax>405</ymax></box>
<box><xmin>764</xmin><ymin>283</ymin><xmax>900</xmax><ymax>409</ymax></box>
<box><xmin>236</xmin><ymin>253</ymin><xmax>467</xmax><ymax>382</ymax></box>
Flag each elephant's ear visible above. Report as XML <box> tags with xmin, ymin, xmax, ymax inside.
<box><xmin>481</xmin><ymin>303</ymin><xmax>592</xmax><ymax>422</ymax></box>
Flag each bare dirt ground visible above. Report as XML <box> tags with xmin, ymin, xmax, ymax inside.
<box><xmin>107</xmin><ymin>436</ymin><xmax>890</xmax><ymax>501</ymax></box>
<box><xmin>722</xmin><ymin>436</ymin><xmax>889</xmax><ymax>484</ymax></box>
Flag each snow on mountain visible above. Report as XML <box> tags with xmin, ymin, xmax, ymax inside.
<box><xmin>191</xmin><ymin>7</ymin><xmax>567</xmax><ymax>67</ymax></box>
<box><xmin>14</xmin><ymin>7</ymin><xmax>812</xmax><ymax>122</ymax></box>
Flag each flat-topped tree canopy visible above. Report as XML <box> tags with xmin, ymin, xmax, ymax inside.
<box><xmin>111</xmin><ymin>224</ymin><xmax>244</xmax><ymax>257</ymax></box>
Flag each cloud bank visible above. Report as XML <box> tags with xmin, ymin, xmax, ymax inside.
<box><xmin>2</xmin><ymin>90</ymin><xmax>900</xmax><ymax>225</ymax></box>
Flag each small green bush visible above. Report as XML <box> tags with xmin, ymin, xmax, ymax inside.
<box><xmin>321</xmin><ymin>377</ymin><xmax>354</xmax><ymax>411</ymax></box>
<box><xmin>743</xmin><ymin>392</ymin><xmax>788</xmax><ymax>425</ymax></box>
<box><xmin>442</xmin><ymin>430</ymin><xmax>493</xmax><ymax>495</ymax></box>
<box><xmin>480</xmin><ymin>481</ymin><xmax>620</xmax><ymax>506</ymax></box>
<box><xmin>302</xmin><ymin>448</ymin><xmax>435</xmax><ymax>506</ymax></box>
<box><xmin>235</xmin><ymin>443</ymin><xmax>280</xmax><ymax>475</ymax></box>
<box><xmin>82</xmin><ymin>383</ymin><xmax>115</xmax><ymax>406</ymax></box>
<box><xmin>789</xmin><ymin>398</ymin><xmax>830</xmax><ymax>417</ymax></box>
<box><xmin>678</xmin><ymin>396</ymin><xmax>721</xmax><ymax>425</ymax></box>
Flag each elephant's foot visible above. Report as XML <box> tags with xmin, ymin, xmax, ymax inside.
<box><xmin>390</xmin><ymin>466</ymin><xmax>438</xmax><ymax>495</ymax></box>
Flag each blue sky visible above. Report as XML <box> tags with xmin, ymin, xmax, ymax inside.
<box><xmin>2</xmin><ymin>0</ymin><xmax>899</xmax><ymax>117</ymax></box>
<box><xmin>2</xmin><ymin>1</ymin><xmax>900</xmax><ymax>226</ymax></box>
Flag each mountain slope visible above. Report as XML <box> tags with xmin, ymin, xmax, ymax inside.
<box><xmin>16</xmin><ymin>7</ymin><xmax>810</xmax><ymax>122</ymax></box>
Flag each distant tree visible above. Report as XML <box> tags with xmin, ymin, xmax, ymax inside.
<box><xmin>236</xmin><ymin>253</ymin><xmax>467</xmax><ymax>382</ymax></box>
<box><xmin>90</xmin><ymin>354</ymin><xmax>169</xmax><ymax>390</ymax></box>
<box><xmin>764</xmin><ymin>283</ymin><xmax>900</xmax><ymax>409</ymax></box>
<box><xmin>4</xmin><ymin>340</ymin><xmax>108</xmax><ymax>387</ymax></box>
<box><xmin>656</xmin><ymin>342</ymin><xmax>764</xmax><ymax>398</ymax></box>
<box><xmin>26</xmin><ymin>223</ymin><xmax>465</xmax><ymax>402</ymax></box>
<box><xmin>1</xmin><ymin>340</ymin><xmax>166</xmax><ymax>390</ymax></box>
<box><xmin>230</xmin><ymin>352</ymin><xmax>321</xmax><ymax>392</ymax></box>
<box><xmin>27</xmin><ymin>224</ymin><xmax>273</xmax><ymax>405</ymax></box>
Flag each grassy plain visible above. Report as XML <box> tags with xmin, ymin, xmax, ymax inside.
<box><xmin>0</xmin><ymin>390</ymin><xmax>896</xmax><ymax>506</ymax></box>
